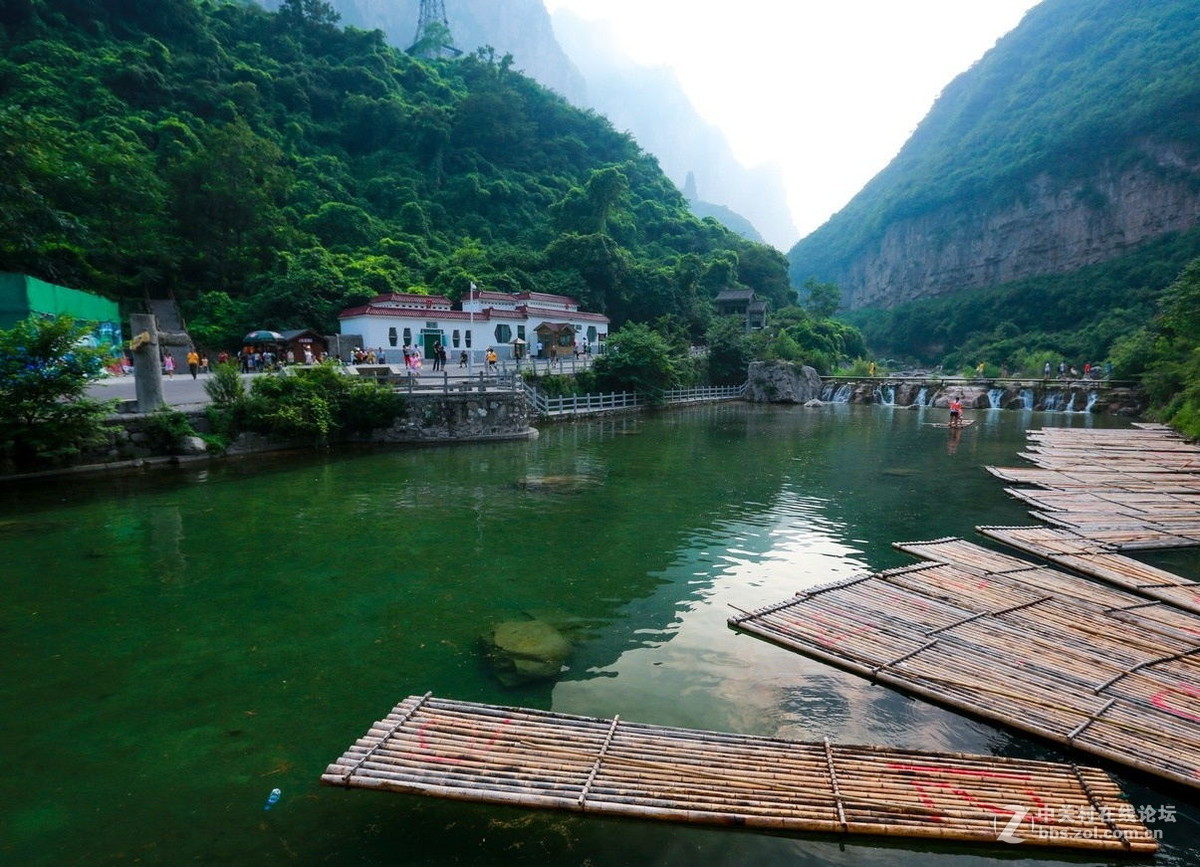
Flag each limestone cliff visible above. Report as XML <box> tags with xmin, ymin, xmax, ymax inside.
<box><xmin>840</xmin><ymin>143</ymin><xmax>1200</xmax><ymax>309</ymax></box>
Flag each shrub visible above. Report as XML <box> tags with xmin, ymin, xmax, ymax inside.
<box><xmin>141</xmin><ymin>408</ymin><xmax>197</xmax><ymax>454</ymax></box>
<box><xmin>239</xmin><ymin>362</ymin><xmax>405</xmax><ymax>444</ymax></box>
<box><xmin>0</xmin><ymin>315</ymin><xmax>115</xmax><ymax>470</ymax></box>
<box><xmin>204</xmin><ymin>362</ymin><xmax>245</xmax><ymax>407</ymax></box>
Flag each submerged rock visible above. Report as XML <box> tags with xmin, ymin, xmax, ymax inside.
<box><xmin>482</xmin><ymin>619</ymin><xmax>572</xmax><ymax>686</ymax></box>
<box><xmin>515</xmin><ymin>475</ymin><xmax>599</xmax><ymax>494</ymax></box>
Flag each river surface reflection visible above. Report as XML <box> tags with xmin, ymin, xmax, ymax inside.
<box><xmin>2</xmin><ymin>403</ymin><xmax>1197</xmax><ymax>865</ymax></box>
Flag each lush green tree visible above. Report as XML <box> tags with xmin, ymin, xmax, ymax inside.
<box><xmin>705</xmin><ymin>316</ymin><xmax>754</xmax><ymax>385</ymax></box>
<box><xmin>278</xmin><ymin>0</ymin><xmax>340</xmax><ymax>28</ymax></box>
<box><xmin>169</xmin><ymin>118</ymin><xmax>291</xmax><ymax>292</ymax></box>
<box><xmin>182</xmin><ymin>290</ymin><xmax>250</xmax><ymax>351</ymax></box>
<box><xmin>802</xmin><ymin>277</ymin><xmax>841</xmax><ymax>320</ymax></box>
<box><xmin>592</xmin><ymin>322</ymin><xmax>681</xmax><ymax>397</ymax></box>
<box><xmin>1114</xmin><ymin>258</ymin><xmax>1200</xmax><ymax>436</ymax></box>
<box><xmin>0</xmin><ymin>315</ymin><xmax>115</xmax><ymax>469</ymax></box>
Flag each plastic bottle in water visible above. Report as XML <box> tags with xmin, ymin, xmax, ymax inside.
<box><xmin>263</xmin><ymin>788</ymin><xmax>281</xmax><ymax>811</ymax></box>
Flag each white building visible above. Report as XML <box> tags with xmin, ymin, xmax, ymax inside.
<box><xmin>338</xmin><ymin>289</ymin><xmax>609</xmax><ymax>362</ymax></box>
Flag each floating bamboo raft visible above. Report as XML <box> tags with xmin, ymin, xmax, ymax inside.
<box><xmin>987</xmin><ymin>425</ymin><xmax>1200</xmax><ymax>549</ymax></box>
<box><xmin>322</xmin><ymin>693</ymin><xmax>1157</xmax><ymax>853</ymax></box>
<box><xmin>977</xmin><ymin>525</ymin><xmax>1200</xmax><ymax>615</ymax></box>
<box><xmin>729</xmin><ymin>536</ymin><xmax>1200</xmax><ymax>798</ymax></box>
<box><xmin>929</xmin><ymin>419</ymin><xmax>975</xmax><ymax>429</ymax></box>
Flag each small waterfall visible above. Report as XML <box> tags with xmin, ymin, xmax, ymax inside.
<box><xmin>1020</xmin><ymin>389</ymin><xmax>1034</xmax><ymax>410</ymax></box>
<box><xmin>1084</xmin><ymin>391</ymin><xmax>1098</xmax><ymax>413</ymax></box>
<box><xmin>987</xmin><ymin>388</ymin><xmax>1004</xmax><ymax>409</ymax></box>
<box><xmin>874</xmin><ymin>385</ymin><xmax>895</xmax><ymax>406</ymax></box>
<box><xmin>916</xmin><ymin>387</ymin><xmax>928</xmax><ymax>406</ymax></box>
<box><xmin>1064</xmin><ymin>392</ymin><xmax>1077</xmax><ymax>412</ymax></box>
<box><xmin>832</xmin><ymin>384</ymin><xmax>852</xmax><ymax>403</ymax></box>
<box><xmin>820</xmin><ymin>383</ymin><xmax>834</xmax><ymax>401</ymax></box>
<box><xmin>1043</xmin><ymin>391</ymin><xmax>1062</xmax><ymax>411</ymax></box>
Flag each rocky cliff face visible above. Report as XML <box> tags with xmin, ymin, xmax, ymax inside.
<box><xmin>839</xmin><ymin>141</ymin><xmax>1200</xmax><ymax>310</ymax></box>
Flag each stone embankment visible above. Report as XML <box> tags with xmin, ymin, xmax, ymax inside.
<box><xmin>4</xmin><ymin>393</ymin><xmax>534</xmax><ymax>480</ymax></box>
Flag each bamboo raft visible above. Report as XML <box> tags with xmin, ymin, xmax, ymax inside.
<box><xmin>986</xmin><ymin>426</ymin><xmax>1200</xmax><ymax>549</ymax></box>
<box><xmin>729</xmin><ymin>536</ymin><xmax>1200</xmax><ymax>798</ymax></box>
<box><xmin>977</xmin><ymin>525</ymin><xmax>1200</xmax><ymax>615</ymax></box>
<box><xmin>322</xmin><ymin>693</ymin><xmax>1157</xmax><ymax>853</ymax></box>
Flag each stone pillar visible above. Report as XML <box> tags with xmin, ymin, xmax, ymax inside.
<box><xmin>130</xmin><ymin>313</ymin><xmax>165</xmax><ymax>413</ymax></box>
<box><xmin>129</xmin><ymin>313</ymin><xmax>193</xmax><ymax>413</ymax></box>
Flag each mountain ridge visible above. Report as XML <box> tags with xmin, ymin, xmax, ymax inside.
<box><xmin>788</xmin><ymin>0</ymin><xmax>1200</xmax><ymax>310</ymax></box>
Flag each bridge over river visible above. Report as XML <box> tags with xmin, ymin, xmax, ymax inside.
<box><xmin>819</xmin><ymin>376</ymin><xmax>1144</xmax><ymax>414</ymax></box>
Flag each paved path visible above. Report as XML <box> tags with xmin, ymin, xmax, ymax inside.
<box><xmin>86</xmin><ymin>371</ymin><xmax>226</xmax><ymax>408</ymax></box>
<box><xmin>84</xmin><ymin>358</ymin><xmax>591</xmax><ymax>409</ymax></box>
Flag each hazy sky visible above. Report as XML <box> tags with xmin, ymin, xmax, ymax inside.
<box><xmin>543</xmin><ymin>0</ymin><xmax>1041</xmax><ymax>240</ymax></box>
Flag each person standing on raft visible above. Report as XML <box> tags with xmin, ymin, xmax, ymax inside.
<box><xmin>948</xmin><ymin>395</ymin><xmax>964</xmax><ymax>428</ymax></box>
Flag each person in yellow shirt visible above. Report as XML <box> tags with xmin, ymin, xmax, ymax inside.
<box><xmin>186</xmin><ymin>349</ymin><xmax>200</xmax><ymax>379</ymax></box>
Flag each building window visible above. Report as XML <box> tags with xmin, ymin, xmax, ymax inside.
<box><xmin>388</xmin><ymin>327</ymin><xmax>398</xmax><ymax>347</ymax></box>
<box><xmin>465</xmin><ymin>330</ymin><xmax>472</xmax><ymax>348</ymax></box>
<box><xmin>587</xmin><ymin>326</ymin><xmax>597</xmax><ymax>343</ymax></box>
<box><xmin>494</xmin><ymin>324</ymin><xmax>512</xmax><ymax>343</ymax></box>
<box><xmin>403</xmin><ymin>327</ymin><xmax>412</xmax><ymax>346</ymax></box>
<box><xmin>517</xmin><ymin>325</ymin><xmax>526</xmax><ymax>341</ymax></box>
<box><xmin>452</xmin><ymin>329</ymin><xmax>460</xmax><ymax>348</ymax></box>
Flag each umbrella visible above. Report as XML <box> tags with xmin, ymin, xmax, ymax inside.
<box><xmin>244</xmin><ymin>330</ymin><xmax>284</xmax><ymax>342</ymax></box>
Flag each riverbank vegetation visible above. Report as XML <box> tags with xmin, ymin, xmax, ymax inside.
<box><xmin>204</xmin><ymin>362</ymin><xmax>406</xmax><ymax>447</ymax></box>
<box><xmin>1108</xmin><ymin>258</ymin><xmax>1200</xmax><ymax>438</ymax></box>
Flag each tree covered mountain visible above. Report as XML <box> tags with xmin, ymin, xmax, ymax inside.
<box><xmin>258</xmin><ymin>1</ymin><xmax>799</xmax><ymax>249</ymax></box>
<box><xmin>0</xmin><ymin>0</ymin><xmax>793</xmax><ymax>348</ymax></box>
<box><xmin>788</xmin><ymin>0</ymin><xmax>1200</xmax><ymax>313</ymax></box>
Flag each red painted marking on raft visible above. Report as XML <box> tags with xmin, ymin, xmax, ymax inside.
<box><xmin>889</xmin><ymin>763</ymin><xmax>1046</xmax><ymax>824</ymax></box>
<box><xmin>417</xmin><ymin>718</ymin><xmax>514</xmax><ymax>764</ymax></box>
<box><xmin>1151</xmin><ymin>684</ymin><xmax>1200</xmax><ymax>724</ymax></box>
<box><xmin>806</xmin><ymin>610</ymin><xmax>873</xmax><ymax>647</ymax></box>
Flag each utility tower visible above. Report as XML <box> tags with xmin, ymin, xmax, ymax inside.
<box><xmin>410</xmin><ymin>0</ymin><xmax>461</xmax><ymax>57</ymax></box>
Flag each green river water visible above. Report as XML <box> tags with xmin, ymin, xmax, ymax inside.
<box><xmin>2</xmin><ymin>402</ymin><xmax>1198</xmax><ymax>866</ymax></box>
